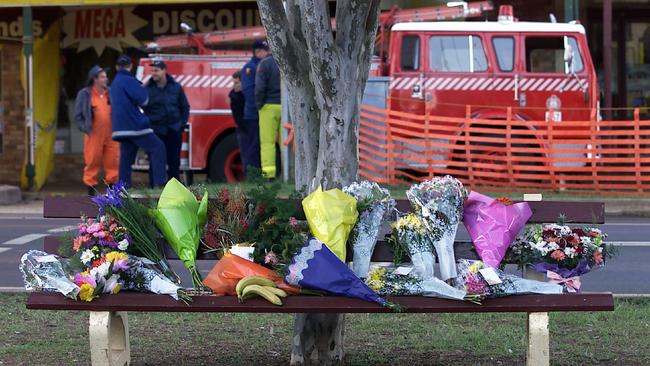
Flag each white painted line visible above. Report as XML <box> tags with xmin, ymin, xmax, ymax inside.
<box><xmin>0</xmin><ymin>287</ymin><xmax>25</xmax><ymax>292</ymax></box>
<box><xmin>0</xmin><ymin>248</ymin><xmax>11</xmax><ymax>254</ymax></box>
<box><xmin>609</xmin><ymin>241</ymin><xmax>650</xmax><ymax>247</ymax></box>
<box><xmin>48</xmin><ymin>225</ymin><xmax>77</xmax><ymax>233</ymax></box>
<box><xmin>603</xmin><ymin>223</ymin><xmax>650</xmax><ymax>226</ymax></box>
<box><xmin>2</xmin><ymin>233</ymin><xmax>48</xmax><ymax>245</ymax></box>
<box><xmin>614</xmin><ymin>294</ymin><xmax>650</xmax><ymax>298</ymax></box>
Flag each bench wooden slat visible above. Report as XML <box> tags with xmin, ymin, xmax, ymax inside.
<box><xmin>26</xmin><ymin>291</ymin><xmax>614</xmax><ymax>313</ymax></box>
<box><xmin>44</xmin><ymin>196</ymin><xmax>605</xmax><ymax>224</ymax></box>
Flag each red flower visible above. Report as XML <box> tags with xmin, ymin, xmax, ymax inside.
<box><xmin>573</xmin><ymin>228</ymin><xmax>586</xmax><ymax>237</ymax></box>
<box><xmin>567</xmin><ymin>234</ymin><xmax>580</xmax><ymax>246</ymax></box>
<box><xmin>218</xmin><ymin>188</ymin><xmax>230</xmax><ymax>203</ymax></box>
<box><xmin>92</xmin><ymin>257</ymin><xmax>106</xmax><ymax>268</ymax></box>
<box><xmin>550</xmin><ymin>250</ymin><xmax>566</xmax><ymax>261</ymax></box>
<box><xmin>495</xmin><ymin>196</ymin><xmax>513</xmax><ymax>206</ymax></box>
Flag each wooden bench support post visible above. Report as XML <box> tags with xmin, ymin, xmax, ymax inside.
<box><xmin>89</xmin><ymin>311</ymin><xmax>131</xmax><ymax>366</ymax></box>
<box><xmin>526</xmin><ymin>312</ymin><xmax>549</xmax><ymax>366</ymax></box>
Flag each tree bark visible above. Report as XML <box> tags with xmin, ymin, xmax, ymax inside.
<box><xmin>257</xmin><ymin>1</ymin><xmax>381</xmax><ymax>364</ymax></box>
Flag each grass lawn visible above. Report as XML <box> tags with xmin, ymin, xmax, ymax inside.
<box><xmin>1</xmin><ymin>293</ymin><xmax>647</xmax><ymax>365</ymax></box>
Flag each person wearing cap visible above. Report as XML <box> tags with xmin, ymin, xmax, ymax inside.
<box><xmin>110</xmin><ymin>55</ymin><xmax>168</xmax><ymax>188</ymax></box>
<box><xmin>255</xmin><ymin>50</ymin><xmax>282</xmax><ymax>179</ymax></box>
<box><xmin>73</xmin><ymin>65</ymin><xmax>119</xmax><ymax>196</ymax></box>
<box><xmin>143</xmin><ymin>60</ymin><xmax>190</xmax><ymax>181</ymax></box>
<box><xmin>238</xmin><ymin>40</ymin><xmax>269</xmax><ymax>175</ymax></box>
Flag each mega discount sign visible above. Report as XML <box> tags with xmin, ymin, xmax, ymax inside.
<box><xmin>61</xmin><ymin>7</ymin><xmax>146</xmax><ymax>55</ymax></box>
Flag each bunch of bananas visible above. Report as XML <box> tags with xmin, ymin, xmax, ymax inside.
<box><xmin>236</xmin><ymin>276</ymin><xmax>287</xmax><ymax>306</ymax></box>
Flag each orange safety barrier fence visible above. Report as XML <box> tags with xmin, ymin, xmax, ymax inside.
<box><xmin>358</xmin><ymin>104</ymin><xmax>650</xmax><ymax>196</ymax></box>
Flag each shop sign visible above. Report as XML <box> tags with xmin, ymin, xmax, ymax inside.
<box><xmin>61</xmin><ymin>7</ymin><xmax>146</xmax><ymax>55</ymax></box>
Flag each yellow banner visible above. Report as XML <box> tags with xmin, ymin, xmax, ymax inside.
<box><xmin>1</xmin><ymin>0</ymin><xmax>239</xmax><ymax>6</ymax></box>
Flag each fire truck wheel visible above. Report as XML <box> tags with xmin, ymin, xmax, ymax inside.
<box><xmin>208</xmin><ymin>134</ymin><xmax>244</xmax><ymax>183</ymax></box>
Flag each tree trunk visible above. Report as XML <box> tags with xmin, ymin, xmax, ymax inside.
<box><xmin>256</xmin><ymin>1</ymin><xmax>381</xmax><ymax>364</ymax></box>
<box><xmin>290</xmin><ymin>313</ymin><xmax>345</xmax><ymax>365</ymax></box>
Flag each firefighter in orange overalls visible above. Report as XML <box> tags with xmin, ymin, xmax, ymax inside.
<box><xmin>73</xmin><ymin>65</ymin><xmax>120</xmax><ymax>195</ymax></box>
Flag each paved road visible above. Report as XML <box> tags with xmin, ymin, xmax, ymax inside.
<box><xmin>1</xmin><ymin>213</ymin><xmax>649</xmax><ymax>293</ymax></box>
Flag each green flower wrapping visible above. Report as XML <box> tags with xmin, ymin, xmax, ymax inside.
<box><xmin>152</xmin><ymin>178</ymin><xmax>208</xmax><ymax>289</ymax></box>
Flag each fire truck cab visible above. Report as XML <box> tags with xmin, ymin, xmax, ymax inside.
<box><xmin>379</xmin><ymin>8</ymin><xmax>598</xmax><ymax>174</ymax></box>
<box><xmin>388</xmin><ymin>18</ymin><xmax>596</xmax><ymax>121</ymax></box>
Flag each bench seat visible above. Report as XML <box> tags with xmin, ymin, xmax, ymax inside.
<box><xmin>27</xmin><ymin>292</ymin><xmax>614</xmax><ymax>313</ymax></box>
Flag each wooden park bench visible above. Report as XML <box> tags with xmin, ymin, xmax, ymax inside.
<box><xmin>27</xmin><ymin>195</ymin><xmax>614</xmax><ymax>366</ymax></box>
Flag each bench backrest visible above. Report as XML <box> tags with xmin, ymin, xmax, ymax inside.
<box><xmin>42</xmin><ymin>196</ymin><xmax>605</xmax><ymax>262</ymax></box>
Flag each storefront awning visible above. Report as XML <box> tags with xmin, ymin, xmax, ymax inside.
<box><xmin>0</xmin><ymin>0</ymin><xmax>247</xmax><ymax>7</ymax></box>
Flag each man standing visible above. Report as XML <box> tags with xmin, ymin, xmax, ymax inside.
<box><xmin>229</xmin><ymin>70</ymin><xmax>246</xmax><ymax>167</ymax></box>
<box><xmin>143</xmin><ymin>60</ymin><xmax>190</xmax><ymax>181</ymax></box>
<box><xmin>255</xmin><ymin>53</ymin><xmax>282</xmax><ymax>179</ymax></box>
<box><xmin>110</xmin><ymin>55</ymin><xmax>167</xmax><ymax>188</ymax></box>
<box><xmin>74</xmin><ymin>65</ymin><xmax>119</xmax><ymax>195</ymax></box>
<box><xmin>239</xmin><ymin>40</ymin><xmax>269</xmax><ymax>175</ymax></box>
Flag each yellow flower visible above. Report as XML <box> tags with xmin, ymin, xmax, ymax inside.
<box><xmin>79</xmin><ymin>283</ymin><xmax>96</xmax><ymax>302</ymax></box>
<box><xmin>105</xmin><ymin>251</ymin><xmax>128</xmax><ymax>264</ymax></box>
<box><xmin>111</xmin><ymin>284</ymin><xmax>121</xmax><ymax>295</ymax></box>
<box><xmin>367</xmin><ymin>268</ymin><xmax>385</xmax><ymax>292</ymax></box>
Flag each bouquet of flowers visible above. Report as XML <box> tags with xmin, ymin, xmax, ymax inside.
<box><xmin>152</xmin><ymin>178</ymin><xmax>208</xmax><ymax>289</ymax></box>
<box><xmin>366</xmin><ymin>267</ymin><xmax>467</xmax><ymax>301</ymax></box>
<box><xmin>455</xmin><ymin>259</ymin><xmax>562</xmax><ymax>300</ymax></box>
<box><xmin>302</xmin><ymin>186</ymin><xmax>358</xmax><ymax>262</ymax></box>
<box><xmin>203</xmin><ymin>186</ymin><xmax>254</xmax><ymax>254</ymax></box>
<box><xmin>343</xmin><ymin>181</ymin><xmax>396</xmax><ymax>279</ymax></box>
<box><xmin>286</xmin><ymin>238</ymin><xmax>396</xmax><ymax>309</ymax></box>
<box><xmin>463</xmin><ymin>192</ymin><xmax>532</xmax><ymax>268</ymax></box>
<box><xmin>92</xmin><ymin>182</ymin><xmax>179</xmax><ymax>284</ymax></box>
<box><xmin>510</xmin><ymin>222</ymin><xmax>611</xmax><ymax>292</ymax></box>
<box><xmin>68</xmin><ymin>215</ymin><xmax>131</xmax><ymax>301</ymax></box>
<box><xmin>389</xmin><ymin>213</ymin><xmax>436</xmax><ymax>280</ymax></box>
<box><xmin>406</xmin><ymin>176</ymin><xmax>467</xmax><ymax>281</ymax></box>
<box><xmin>20</xmin><ymin>250</ymin><xmax>80</xmax><ymax>299</ymax></box>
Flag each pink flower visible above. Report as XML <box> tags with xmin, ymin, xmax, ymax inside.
<box><xmin>86</xmin><ymin>223</ymin><xmax>102</xmax><ymax>234</ymax></box>
<box><xmin>113</xmin><ymin>258</ymin><xmax>129</xmax><ymax>272</ymax></box>
<box><xmin>73</xmin><ymin>272</ymin><xmax>96</xmax><ymax>287</ymax></box>
<box><xmin>289</xmin><ymin>217</ymin><xmax>299</xmax><ymax>228</ymax></box>
<box><xmin>593</xmin><ymin>250</ymin><xmax>604</xmax><ymax>264</ymax></box>
<box><xmin>550</xmin><ymin>250</ymin><xmax>566</xmax><ymax>261</ymax></box>
<box><xmin>93</xmin><ymin>230</ymin><xmax>107</xmax><ymax>238</ymax></box>
<box><xmin>264</xmin><ymin>251</ymin><xmax>279</xmax><ymax>265</ymax></box>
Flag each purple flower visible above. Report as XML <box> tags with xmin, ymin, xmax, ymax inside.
<box><xmin>98</xmin><ymin>239</ymin><xmax>119</xmax><ymax>248</ymax></box>
<box><xmin>91</xmin><ymin>181</ymin><xmax>126</xmax><ymax>214</ymax></box>
<box><xmin>112</xmin><ymin>258</ymin><xmax>129</xmax><ymax>272</ymax></box>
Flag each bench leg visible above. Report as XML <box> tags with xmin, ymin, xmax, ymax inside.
<box><xmin>526</xmin><ymin>312</ymin><xmax>549</xmax><ymax>366</ymax></box>
<box><xmin>89</xmin><ymin>311</ymin><xmax>131</xmax><ymax>366</ymax></box>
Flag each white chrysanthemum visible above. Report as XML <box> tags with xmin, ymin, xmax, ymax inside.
<box><xmin>80</xmin><ymin>249</ymin><xmax>94</xmax><ymax>264</ymax></box>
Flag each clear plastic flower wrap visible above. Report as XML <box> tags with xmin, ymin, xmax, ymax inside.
<box><xmin>455</xmin><ymin>259</ymin><xmax>563</xmax><ymax>299</ymax></box>
<box><xmin>390</xmin><ymin>213</ymin><xmax>436</xmax><ymax>280</ymax></box>
<box><xmin>19</xmin><ymin>250</ymin><xmax>80</xmax><ymax>299</ymax></box>
<box><xmin>121</xmin><ymin>255</ymin><xmax>191</xmax><ymax>301</ymax></box>
<box><xmin>343</xmin><ymin>181</ymin><xmax>396</xmax><ymax>279</ymax></box>
<box><xmin>407</xmin><ymin>176</ymin><xmax>467</xmax><ymax>281</ymax></box>
<box><xmin>366</xmin><ymin>266</ymin><xmax>467</xmax><ymax>301</ymax></box>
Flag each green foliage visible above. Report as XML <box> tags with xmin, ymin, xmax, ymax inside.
<box><xmin>242</xmin><ymin>175</ymin><xmax>308</xmax><ymax>272</ymax></box>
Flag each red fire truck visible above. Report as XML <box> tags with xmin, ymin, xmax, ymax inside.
<box><xmin>137</xmin><ymin>2</ymin><xmax>598</xmax><ymax>182</ymax></box>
